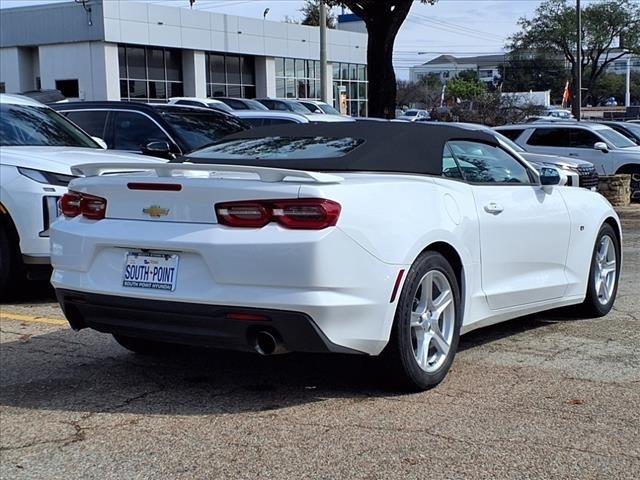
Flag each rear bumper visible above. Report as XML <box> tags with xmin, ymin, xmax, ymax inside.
<box><xmin>56</xmin><ymin>289</ymin><xmax>361</xmax><ymax>354</ymax></box>
<box><xmin>51</xmin><ymin>219</ymin><xmax>407</xmax><ymax>355</ymax></box>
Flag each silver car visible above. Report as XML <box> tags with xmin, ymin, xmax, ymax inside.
<box><xmin>495</xmin><ymin>122</ymin><xmax>640</xmax><ymax>176</ymax></box>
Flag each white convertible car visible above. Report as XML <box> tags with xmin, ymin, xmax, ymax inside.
<box><xmin>50</xmin><ymin>122</ymin><xmax>621</xmax><ymax>390</ymax></box>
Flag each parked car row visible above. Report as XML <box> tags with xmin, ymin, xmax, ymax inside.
<box><xmin>2</xmin><ymin>91</ymin><xmax>637</xmax><ymax>303</ymax></box>
<box><xmin>494</xmin><ymin>122</ymin><xmax>640</xmax><ymax>181</ymax></box>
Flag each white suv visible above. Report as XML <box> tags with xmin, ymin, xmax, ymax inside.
<box><xmin>0</xmin><ymin>94</ymin><xmax>162</xmax><ymax>298</ymax></box>
<box><xmin>495</xmin><ymin>123</ymin><xmax>640</xmax><ymax>176</ymax></box>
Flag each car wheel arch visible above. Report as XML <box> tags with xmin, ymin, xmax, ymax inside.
<box><xmin>0</xmin><ymin>203</ymin><xmax>20</xmax><ymax>248</ymax></box>
<box><xmin>615</xmin><ymin>164</ymin><xmax>639</xmax><ymax>175</ymax></box>
<box><xmin>413</xmin><ymin>241</ymin><xmax>466</xmax><ymax>314</ymax></box>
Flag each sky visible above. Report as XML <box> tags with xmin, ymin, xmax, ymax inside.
<box><xmin>0</xmin><ymin>0</ymin><xmax>604</xmax><ymax>79</ymax></box>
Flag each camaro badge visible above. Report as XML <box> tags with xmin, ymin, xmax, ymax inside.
<box><xmin>143</xmin><ymin>205</ymin><xmax>169</xmax><ymax>218</ymax></box>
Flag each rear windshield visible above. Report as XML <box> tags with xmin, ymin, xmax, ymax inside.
<box><xmin>0</xmin><ymin>103</ymin><xmax>98</xmax><ymax>148</ymax></box>
<box><xmin>190</xmin><ymin>136</ymin><xmax>363</xmax><ymax>160</ymax></box>
<box><xmin>158</xmin><ymin>110</ymin><xmax>245</xmax><ymax>151</ymax></box>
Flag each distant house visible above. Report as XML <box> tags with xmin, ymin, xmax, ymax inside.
<box><xmin>410</xmin><ymin>54</ymin><xmax>505</xmax><ymax>85</ymax></box>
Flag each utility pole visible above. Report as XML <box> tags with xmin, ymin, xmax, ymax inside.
<box><xmin>626</xmin><ymin>55</ymin><xmax>631</xmax><ymax>107</ymax></box>
<box><xmin>319</xmin><ymin>1</ymin><xmax>328</xmax><ymax>103</ymax></box>
<box><xmin>575</xmin><ymin>0</ymin><xmax>582</xmax><ymax>120</ymax></box>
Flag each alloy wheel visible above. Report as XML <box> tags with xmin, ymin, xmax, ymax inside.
<box><xmin>594</xmin><ymin>234</ymin><xmax>617</xmax><ymax>305</ymax></box>
<box><xmin>410</xmin><ymin>270</ymin><xmax>456</xmax><ymax>373</ymax></box>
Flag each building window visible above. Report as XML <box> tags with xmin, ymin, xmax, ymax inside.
<box><xmin>275</xmin><ymin>57</ymin><xmax>320</xmax><ymax>99</ymax></box>
<box><xmin>55</xmin><ymin>79</ymin><xmax>80</xmax><ymax>98</ymax></box>
<box><xmin>0</xmin><ymin>82</ymin><xmax>5</xmax><ymax>94</ymax></box>
<box><xmin>206</xmin><ymin>53</ymin><xmax>256</xmax><ymax>98</ymax></box>
<box><xmin>118</xmin><ymin>45</ymin><xmax>184</xmax><ymax>102</ymax></box>
<box><xmin>332</xmin><ymin>62</ymin><xmax>368</xmax><ymax>116</ymax></box>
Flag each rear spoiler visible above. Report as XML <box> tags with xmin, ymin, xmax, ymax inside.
<box><xmin>71</xmin><ymin>162</ymin><xmax>344</xmax><ymax>184</ymax></box>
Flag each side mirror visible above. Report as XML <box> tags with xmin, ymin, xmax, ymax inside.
<box><xmin>142</xmin><ymin>140</ymin><xmax>174</xmax><ymax>159</ymax></box>
<box><xmin>540</xmin><ymin>167</ymin><xmax>561</xmax><ymax>186</ymax></box>
<box><xmin>594</xmin><ymin>141</ymin><xmax>609</xmax><ymax>152</ymax></box>
<box><xmin>91</xmin><ymin>136</ymin><xmax>107</xmax><ymax>149</ymax></box>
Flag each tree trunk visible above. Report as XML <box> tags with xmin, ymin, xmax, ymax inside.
<box><xmin>351</xmin><ymin>0</ymin><xmax>412</xmax><ymax>119</ymax></box>
<box><xmin>366</xmin><ymin>25</ymin><xmax>398</xmax><ymax>118</ymax></box>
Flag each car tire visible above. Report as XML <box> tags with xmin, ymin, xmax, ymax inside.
<box><xmin>0</xmin><ymin>222</ymin><xmax>24</xmax><ymax>301</ymax></box>
<box><xmin>580</xmin><ymin>223</ymin><xmax>621</xmax><ymax>317</ymax></box>
<box><xmin>384</xmin><ymin>251</ymin><xmax>462</xmax><ymax>391</ymax></box>
<box><xmin>113</xmin><ymin>334</ymin><xmax>175</xmax><ymax>356</ymax></box>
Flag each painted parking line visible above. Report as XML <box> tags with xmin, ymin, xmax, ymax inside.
<box><xmin>0</xmin><ymin>311</ymin><xmax>68</xmax><ymax>326</ymax></box>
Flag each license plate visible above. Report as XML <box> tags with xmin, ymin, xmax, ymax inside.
<box><xmin>122</xmin><ymin>252</ymin><xmax>179</xmax><ymax>291</ymax></box>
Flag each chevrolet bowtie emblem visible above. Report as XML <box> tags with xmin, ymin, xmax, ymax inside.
<box><xmin>143</xmin><ymin>205</ymin><xmax>169</xmax><ymax>218</ymax></box>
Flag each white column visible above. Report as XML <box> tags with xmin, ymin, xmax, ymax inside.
<box><xmin>182</xmin><ymin>50</ymin><xmax>207</xmax><ymax>98</ymax></box>
<box><xmin>0</xmin><ymin>47</ymin><xmax>36</xmax><ymax>93</ymax></box>
<box><xmin>102</xmin><ymin>43</ymin><xmax>121</xmax><ymax>100</ymax></box>
<box><xmin>255</xmin><ymin>56</ymin><xmax>276</xmax><ymax>98</ymax></box>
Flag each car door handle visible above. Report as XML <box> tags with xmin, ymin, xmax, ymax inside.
<box><xmin>484</xmin><ymin>202</ymin><xmax>504</xmax><ymax>215</ymax></box>
<box><xmin>568</xmin><ymin>153</ymin><xmax>579</xmax><ymax>157</ymax></box>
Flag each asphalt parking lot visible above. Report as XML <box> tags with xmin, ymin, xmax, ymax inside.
<box><xmin>1</xmin><ymin>207</ymin><xmax>639</xmax><ymax>480</ymax></box>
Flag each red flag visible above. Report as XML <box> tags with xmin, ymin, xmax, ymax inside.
<box><xmin>562</xmin><ymin>81</ymin><xmax>571</xmax><ymax>108</ymax></box>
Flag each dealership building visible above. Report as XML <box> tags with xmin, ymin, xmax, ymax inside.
<box><xmin>0</xmin><ymin>0</ymin><xmax>369</xmax><ymax>115</ymax></box>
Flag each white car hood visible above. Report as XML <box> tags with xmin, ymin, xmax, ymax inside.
<box><xmin>0</xmin><ymin>146</ymin><xmax>165</xmax><ymax>175</ymax></box>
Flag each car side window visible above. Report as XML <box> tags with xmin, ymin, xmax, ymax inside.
<box><xmin>569</xmin><ymin>129</ymin><xmax>601</xmax><ymax>148</ymax></box>
<box><xmin>447</xmin><ymin>141</ymin><xmax>531</xmax><ymax>184</ymax></box>
<box><xmin>496</xmin><ymin>129</ymin><xmax>524</xmax><ymax>141</ymax></box>
<box><xmin>527</xmin><ymin>128</ymin><xmax>571</xmax><ymax>147</ymax></box>
<box><xmin>112</xmin><ymin>111</ymin><xmax>168</xmax><ymax>151</ymax></box>
<box><xmin>273</xmin><ymin>102</ymin><xmax>289</xmax><ymax>112</ymax></box>
<box><xmin>65</xmin><ymin>110</ymin><xmax>108</xmax><ymax>139</ymax></box>
<box><xmin>441</xmin><ymin>144</ymin><xmax>464</xmax><ymax>179</ymax></box>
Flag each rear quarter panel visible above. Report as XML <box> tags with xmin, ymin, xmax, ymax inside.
<box><xmin>300</xmin><ymin>175</ymin><xmax>481</xmax><ymax>267</ymax></box>
<box><xmin>559</xmin><ymin>187</ymin><xmax>621</xmax><ymax>298</ymax></box>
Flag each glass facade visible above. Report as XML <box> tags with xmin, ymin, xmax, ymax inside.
<box><xmin>118</xmin><ymin>45</ymin><xmax>183</xmax><ymax>102</ymax></box>
<box><xmin>206</xmin><ymin>53</ymin><xmax>256</xmax><ymax>98</ymax></box>
<box><xmin>275</xmin><ymin>57</ymin><xmax>321</xmax><ymax>99</ymax></box>
<box><xmin>333</xmin><ymin>63</ymin><xmax>368</xmax><ymax>117</ymax></box>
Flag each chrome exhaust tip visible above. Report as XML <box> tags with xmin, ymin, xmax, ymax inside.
<box><xmin>253</xmin><ymin>330</ymin><xmax>287</xmax><ymax>355</ymax></box>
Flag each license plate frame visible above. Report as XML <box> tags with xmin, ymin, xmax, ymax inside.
<box><xmin>122</xmin><ymin>252</ymin><xmax>179</xmax><ymax>292</ymax></box>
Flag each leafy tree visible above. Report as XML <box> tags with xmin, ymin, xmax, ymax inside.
<box><xmin>326</xmin><ymin>0</ymin><xmax>437</xmax><ymax>118</ymax></box>
<box><xmin>590</xmin><ymin>71</ymin><xmax>640</xmax><ymax>106</ymax></box>
<box><xmin>300</xmin><ymin>0</ymin><xmax>337</xmax><ymax>28</ymax></box>
<box><xmin>498</xmin><ymin>55</ymin><xmax>568</xmax><ymax>103</ymax></box>
<box><xmin>509</xmin><ymin>0</ymin><xmax>640</xmax><ymax>114</ymax></box>
<box><xmin>396</xmin><ymin>74</ymin><xmax>443</xmax><ymax>109</ymax></box>
<box><xmin>447</xmin><ymin>75</ymin><xmax>486</xmax><ymax>102</ymax></box>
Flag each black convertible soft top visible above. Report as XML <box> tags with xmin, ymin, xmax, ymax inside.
<box><xmin>186</xmin><ymin>121</ymin><xmax>500</xmax><ymax>176</ymax></box>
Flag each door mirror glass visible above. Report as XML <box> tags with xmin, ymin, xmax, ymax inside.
<box><xmin>142</xmin><ymin>140</ymin><xmax>173</xmax><ymax>158</ymax></box>
<box><xmin>539</xmin><ymin>167</ymin><xmax>561</xmax><ymax>186</ymax></box>
<box><xmin>594</xmin><ymin>141</ymin><xmax>609</xmax><ymax>152</ymax></box>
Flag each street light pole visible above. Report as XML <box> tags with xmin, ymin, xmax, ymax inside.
<box><xmin>626</xmin><ymin>55</ymin><xmax>631</xmax><ymax>107</ymax></box>
<box><xmin>576</xmin><ymin>0</ymin><xmax>582</xmax><ymax>120</ymax></box>
<box><xmin>319</xmin><ymin>1</ymin><xmax>328</xmax><ymax>103</ymax></box>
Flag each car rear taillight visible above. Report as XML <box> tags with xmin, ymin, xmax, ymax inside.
<box><xmin>216</xmin><ymin>203</ymin><xmax>271</xmax><ymax>228</ymax></box>
<box><xmin>80</xmin><ymin>194</ymin><xmax>107</xmax><ymax>220</ymax></box>
<box><xmin>215</xmin><ymin>199</ymin><xmax>341</xmax><ymax>230</ymax></box>
<box><xmin>59</xmin><ymin>191</ymin><xmax>107</xmax><ymax>220</ymax></box>
<box><xmin>59</xmin><ymin>192</ymin><xmax>82</xmax><ymax>218</ymax></box>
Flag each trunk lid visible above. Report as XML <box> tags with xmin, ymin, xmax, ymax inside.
<box><xmin>68</xmin><ymin>163</ymin><xmax>343</xmax><ymax>224</ymax></box>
